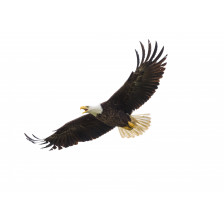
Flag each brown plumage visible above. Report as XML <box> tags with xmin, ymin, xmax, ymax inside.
<box><xmin>107</xmin><ymin>40</ymin><xmax>167</xmax><ymax>114</ymax></box>
<box><xmin>25</xmin><ymin>39</ymin><xmax>167</xmax><ymax>150</ymax></box>
<box><xmin>25</xmin><ymin>114</ymin><xmax>113</xmax><ymax>150</ymax></box>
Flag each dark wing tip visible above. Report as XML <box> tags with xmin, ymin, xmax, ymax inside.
<box><xmin>157</xmin><ymin>53</ymin><xmax>168</xmax><ymax>66</ymax></box>
<box><xmin>139</xmin><ymin>41</ymin><xmax>145</xmax><ymax>65</ymax></box>
<box><xmin>152</xmin><ymin>46</ymin><xmax>164</xmax><ymax>63</ymax></box>
<box><xmin>135</xmin><ymin>49</ymin><xmax>140</xmax><ymax>69</ymax></box>
<box><xmin>135</xmin><ymin>40</ymin><xmax>166</xmax><ymax>70</ymax></box>
<box><xmin>145</xmin><ymin>39</ymin><xmax>152</xmax><ymax>62</ymax></box>
<box><xmin>25</xmin><ymin>133</ymin><xmax>43</xmax><ymax>143</ymax></box>
<box><xmin>149</xmin><ymin>41</ymin><xmax>158</xmax><ymax>63</ymax></box>
<box><xmin>25</xmin><ymin>132</ymin><xmax>76</xmax><ymax>150</ymax></box>
<box><xmin>24</xmin><ymin>133</ymin><xmax>54</xmax><ymax>149</ymax></box>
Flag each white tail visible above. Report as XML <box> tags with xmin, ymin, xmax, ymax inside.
<box><xmin>118</xmin><ymin>114</ymin><xmax>151</xmax><ymax>138</ymax></box>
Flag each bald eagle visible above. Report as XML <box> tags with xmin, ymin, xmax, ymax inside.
<box><xmin>25</xmin><ymin>40</ymin><xmax>167</xmax><ymax>150</ymax></box>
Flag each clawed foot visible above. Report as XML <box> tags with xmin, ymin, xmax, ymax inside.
<box><xmin>123</xmin><ymin>121</ymin><xmax>135</xmax><ymax>130</ymax></box>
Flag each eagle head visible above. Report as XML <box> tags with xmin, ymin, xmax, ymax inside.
<box><xmin>80</xmin><ymin>105</ymin><xmax>103</xmax><ymax>116</ymax></box>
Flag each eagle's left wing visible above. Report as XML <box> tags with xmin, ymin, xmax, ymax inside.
<box><xmin>107</xmin><ymin>40</ymin><xmax>167</xmax><ymax>114</ymax></box>
<box><xmin>25</xmin><ymin>114</ymin><xmax>114</xmax><ymax>150</ymax></box>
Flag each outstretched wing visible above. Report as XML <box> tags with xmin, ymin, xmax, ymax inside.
<box><xmin>107</xmin><ymin>40</ymin><xmax>167</xmax><ymax>114</ymax></box>
<box><xmin>25</xmin><ymin>114</ymin><xmax>114</xmax><ymax>150</ymax></box>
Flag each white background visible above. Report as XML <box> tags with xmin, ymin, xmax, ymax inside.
<box><xmin>1</xmin><ymin>0</ymin><xmax>224</xmax><ymax>223</ymax></box>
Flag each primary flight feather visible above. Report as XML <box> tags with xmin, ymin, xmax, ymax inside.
<box><xmin>25</xmin><ymin>39</ymin><xmax>167</xmax><ymax>150</ymax></box>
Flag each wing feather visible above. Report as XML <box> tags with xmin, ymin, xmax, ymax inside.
<box><xmin>152</xmin><ymin>46</ymin><xmax>164</xmax><ymax>63</ymax></box>
<box><xmin>145</xmin><ymin>40</ymin><xmax>151</xmax><ymax>62</ymax></box>
<box><xmin>148</xmin><ymin>42</ymin><xmax>158</xmax><ymax>63</ymax></box>
<box><xmin>135</xmin><ymin>50</ymin><xmax>140</xmax><ymax>70</ymax></box>
<box><xmin>25</xmin><ymin>114</ymin><xmax>114</xmax><ymax>150</ymax></box>
<box><xmin>139</xmin><ymin>42</ymin><xmax>145</xmax><ymax>65</ymax></box>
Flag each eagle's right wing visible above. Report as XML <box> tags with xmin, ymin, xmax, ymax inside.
<box><xmin>25</xmin><ymin>114</ymin><xmax>114</xmax><ymax>150</ymax></box>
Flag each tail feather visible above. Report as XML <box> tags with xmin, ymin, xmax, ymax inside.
<box><xmin>118</xmin><ymin>114</ymin><xmax>151</xmax><ymax>138</ymax></box>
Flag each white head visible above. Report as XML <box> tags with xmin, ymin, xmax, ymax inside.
<box><xmin>80</xmin><ymin>104</ymin><xmax>103</xmax><ymax>116</ymax></box>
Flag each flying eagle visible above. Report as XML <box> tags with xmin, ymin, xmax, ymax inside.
<box><xmin>25</xmin><ymin>40</ymin><xmax>167</xmax><ymax>150</ymax></box>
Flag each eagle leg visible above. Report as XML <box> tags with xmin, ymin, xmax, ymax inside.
<box><xmin>128</xmin><ymin>121</ymin><xmax>135</xmax><ymax>128</ymax></box>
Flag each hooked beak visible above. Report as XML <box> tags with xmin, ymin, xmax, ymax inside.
<box><xmin>80</xmin><ymin>106</ymin><xmax>88</xmax><ymax>114</ymax></box>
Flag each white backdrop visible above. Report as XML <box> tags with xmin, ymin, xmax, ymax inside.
<box><xmin>1</xmin><ymin>0</ymin><xmax>224</xmax><ymax>223</ymax></box>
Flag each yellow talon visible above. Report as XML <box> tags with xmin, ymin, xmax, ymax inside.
<box><xmin>128</xmin><ymin>121</ymin><xmax>135</xmax><ymax>128</ymax></box>
<box><xmin>122</xmin><ymin>122</ymin><xmax>135</xmax><ymax>130</ymax></box>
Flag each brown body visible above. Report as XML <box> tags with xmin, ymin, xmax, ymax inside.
<box><xmin>97</xmin><ymin>101</ymin><xmax>131</xmax><ymax>127</ymax></box>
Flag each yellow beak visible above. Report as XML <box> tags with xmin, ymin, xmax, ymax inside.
<box><xmin>80</xmin><ymin>106</ymin><xmax>88</xmax><ymax>114</ymax></box>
